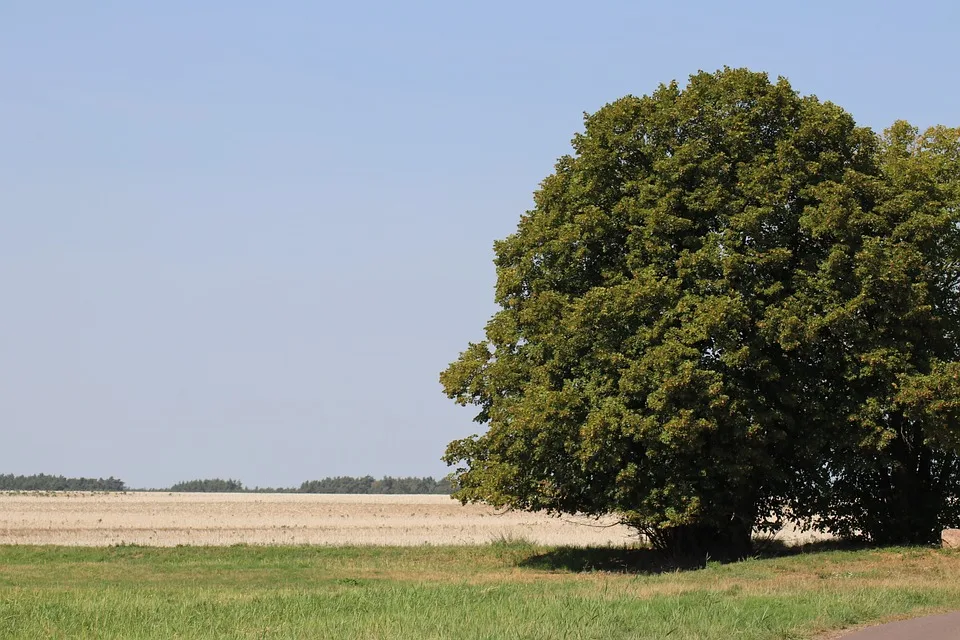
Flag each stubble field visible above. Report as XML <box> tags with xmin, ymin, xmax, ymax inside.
<box><xmin>0</xmin><ymin>492</ymin><xmax>638</xmax><ymax>547</ymax></box>
<box><xmin>0</xmin><ymin>491</ymin><xmax>829</xmax><ymax>547</ymax></box>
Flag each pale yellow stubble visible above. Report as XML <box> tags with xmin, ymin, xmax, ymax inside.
<box><xmin>0</xmin><ymin>492</ymin><xmax>830</xmax><ymax>547</ymax></box>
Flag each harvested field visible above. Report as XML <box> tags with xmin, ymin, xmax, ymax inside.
<box><xmin>0</xmin><ymin>492</ymin><xmax>830</xmax><ymax>547</ymax></box>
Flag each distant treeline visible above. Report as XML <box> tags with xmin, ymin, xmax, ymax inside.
<box><xmin>167</xmin><ymin>478</ymin><xmax>245</xmax><ymax>492</ymax></box>
<box><xmin>0</xmin><ymin>474</ymin><xmax>126</xmax><ymax>491</ymax></box>
<box><xmin>164</xmin><ymin>476</ymin><xmax>452</xmax><ymax>494</ymax></box>
<box><xmin>296</xmin><ymin>475</ymin><xmax>452</xmax><ymax>494</ymax></box>
<box><xmin>2</xmin><ymin>474</ymin><xmax>453</xmax><ymax>494</ymax></box>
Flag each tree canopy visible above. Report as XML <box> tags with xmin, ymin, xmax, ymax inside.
<box><xmin>440</xmin><ymin>68</ymin><xmax>960</xmax><ymax>557</ymax></box>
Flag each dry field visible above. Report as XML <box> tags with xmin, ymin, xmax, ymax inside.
<box><xmin>0</xmin><ymin>492</ymin><xmax>829</xmax><ymax>547</ymax></box>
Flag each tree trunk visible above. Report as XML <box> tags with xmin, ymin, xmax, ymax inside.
<box><xmin>651</xmin><ymin>519</ymin><xmax>754</xmax><ymax>561</ymax></box>
<box><xmin>871</xmin><ymin>425</ymin><xmax>943</xmax><ymax>545</ymax></box>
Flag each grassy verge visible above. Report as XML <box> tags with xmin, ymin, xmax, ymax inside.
<box><xmin>0</xmin><ymin>543</ymin><xmax>958</xmax><ymax>639</ymax></box>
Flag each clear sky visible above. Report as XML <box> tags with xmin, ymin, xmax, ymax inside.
<box><xmin>2</xmin><ymin>1</ymin><xmax>958</xmax><ymax>489</ymax></box>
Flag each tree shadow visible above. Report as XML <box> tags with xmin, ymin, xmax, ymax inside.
<box><xmin>751</xmin><ymin>537</ymin><xmax>875</xmax><ymax>558</ymax></box>
<box><xmin>516</xmin><ymin>538</ymin><xmax>877</xmax><ymax>575</ymax></box>
<box><xmin>517</xmin><ymin>546</ymin><xmax>707</xmax><ymax>574</ymax></box>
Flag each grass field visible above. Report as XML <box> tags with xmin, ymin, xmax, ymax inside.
<box><xmin>1</xmin><ymin>543</ymin><xmax>959</xmax><ymax>639</ymax></box>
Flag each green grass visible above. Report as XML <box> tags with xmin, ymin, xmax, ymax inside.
<box><xmin>1</xmin><ymin>544</ymin><xmax>959</xmax><ymax>639</ymax></box>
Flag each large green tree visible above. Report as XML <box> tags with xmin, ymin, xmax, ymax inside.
<box><xmin>440</xmin><ymin>68</ymin><xmax>960</xmax><ymax>557</ymax></box>
<box><xmin>787</xmin><ymin>121</ymin><xmax>960</xmax><ymax>544</ymax></box>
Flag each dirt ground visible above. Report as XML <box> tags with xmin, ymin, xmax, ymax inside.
<box><xmin>0</xmin><ymin>492</ymin><xmax>831</xmax><ymax>547</ymax></box>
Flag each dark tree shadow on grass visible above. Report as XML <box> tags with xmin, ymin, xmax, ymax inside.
<box><xmin>752</xmin><ymin>537</ymin><xmax>875</xmax><ymax>558</ymax></box>
<box><xmin>516</xmin><ymin>538</ymin><xmax>879</xmax><ymax>575</ymax></box>
<box><xmin>518</xmin><ymin>546</ymin><xmax>707</xmax><ymax>574</ymax></box>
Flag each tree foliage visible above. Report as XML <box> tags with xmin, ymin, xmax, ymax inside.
<box><xmin>441</xmin><ymin>68</ymin><xmax>960</xmax><ymax>555</ymax></box>
<box><xmin>789</xmin><ymin>121</ymin><xmax>960</xmax><ymax>544</ymax></box>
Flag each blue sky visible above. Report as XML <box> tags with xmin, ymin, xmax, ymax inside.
<box><xmin>2</xmin><ymin>1</ymin><xmax>958</xmax><ymax>488</ymax></box>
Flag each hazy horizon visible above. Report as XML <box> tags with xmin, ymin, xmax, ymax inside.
<box><xmin>3</xmin><ymin>0</ymin><xmax>958</xmax><ymax>488</ymax></box>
